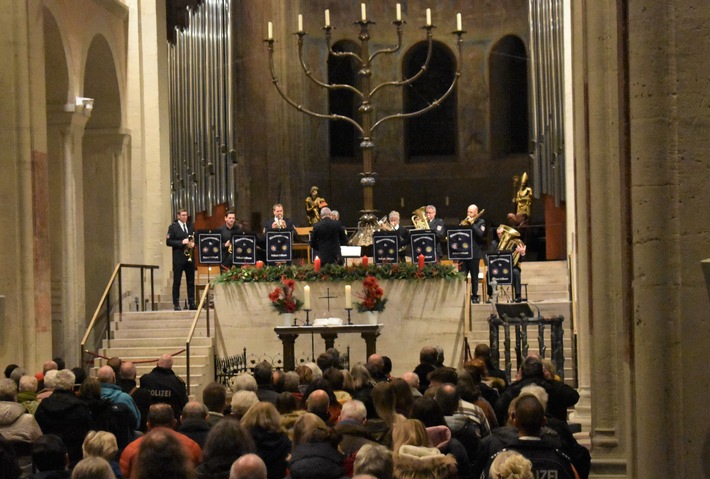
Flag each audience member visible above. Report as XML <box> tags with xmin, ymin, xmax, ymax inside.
<box><xmin>391</xmin><ymin>419</ymin><xmax>457</xmax><ymax>479</ymax></box>
<box><xmin>97</xmin><ymin>366</ymin><xmax>141</xmax><ymax>430</ymax></box>
<box><xmin>18</xmin><ymin>375</ymin><xmax>40</xmax><ymax>414</ymax></box>
<box><xmin>31</xmin><ymin>434</ymin><xmax>70</xmax><ymax>479</ymax></box>
<box><xmin>0</xmin><ymin>377</ymin><xmax>43</xmax><ymax>474</ymax></box>
<box><xmin>367</xmin><ymin>381</ymin><xmax>406</xmax><ymax>447</ymax></box>
<box><xmin>229</xmin><ymin>391</ymin><xmax>258</xmax><ymax>421</ymax></box>
<box><xmin>253</xmin><ymin>362</ymin><xmax>279</xmax><ymax>405</ymax></box>
<box><xmin>70</xmin><ymin>456</ymin><xmax>115</xmax><ymax>479</ymax></box>
<box><xmin>366</xmin><ymin>354</ymin><xmax>387</xmax><ymax>382</ymax></box>
<box><xmin>0</xmin><ymin>434</ymin><xmax>21</xmax><ymax>479</ymax></box>
<box><xmin>334</xmin><ymin>400</ymin><xmax>378</xmax><ymax>457</ymax></box>
<box><xmin>195</xmin><ymin>419</ymin><xmax>255</xmax><ymax>479</ymax></box>
<box><xmin>389</xmin><ymin>378</ymin><xmax>414</xmax><ymax>418</ymax></box>
<box><xmin>303</xmin><ymin>380</ymin><xmax>341</xmax><ymax>425</ymax></box>
<box><xmin>323</xmin><ymin>368</ymin><xmax>351</xmax><ymax>405</ymax></box>
<box><xmin>4</xmin><ymin>364</ymin><xmax>20</xmax><ymax>379</ymax></box>
<box><xmin>473</xmin><ymin>344</ymin><xmax>508</xmax><ymax>390</ymax></box>
<box><xmin>106</xmin><ymin>358</ymin><xmax>122</xmax><ymax>378</ymax></box>
<box><xmin>117</xmin><ymin>362</ymin><xmax>152</xmax><ymax>432</ymax></box>
<box><xmin>231</xmin><ymin>373</ymin><xmax>257</xmax><ymax>393</ymax></box>
<box><xmin>240</xmin><ymin>402</ymin><xmax>291</xmax><ymax>479</ymax></box>
<box><xmin>139</xmin><ymin>355</ymin><xmax>189</xmax><ymax>420</ymax></box>
<box><xmin>134</xmin><ymin>427</ymin><xmax>196</xmax><ymax>479</ymax></box>
<box><xmin>288</xmin><ymin>413</ymin><xmax>348</xmax><ymax>479</ymax></box>
<box><xmin>229</xmin><ymin>453</ymin><xmax>267</xmax><ymax>479</ymax></box>
<box><xmin>276</xmin><ymin>392</ymin><xmax>305</xmax><ymax>439</ymax></box>
<box><xmin>402</xmin><ymin>372</ymin><xmax>423</xmax><ymax>398</ymax></box>
<box><xmin>202</xmin><ymin>382</ymin><xmax>228</xmax><ymax>426</ymax></box>
<box><xmin>353</xmin><ymin>444</ymin><xmax>393</xmax><ymax>479</ymax></box>
<box><xmin>82</xmin><ymin>430</ymin><xmax>123</xmax><ymax>479</ymax></box>
<box><xmin>456</xmin><ymin>368</ymin><xmax>498</xmax><ymax>430</ymax></box>
<box><xmin>488</xmin><ymin>450</ymin><xmax>533</xmax><ymax>479</ymax></box>
<box><xmin>349</xmin><ymin>364</ymin><xmax>376</xmax><ymax>419</ymax></box>
<box><xmin>178</xmin><ymin>402</ymin><xmax>212</xmax><ymax>448</ymax></box>
<box><xmin>316</xmin><ymin>353</ymin><xmax>335</xmax><ymax>373</ymax></box>
<box><xmin>413</xmin><ymin>347</ymin><xmax>439</xmax><ymax>394</ymax></box>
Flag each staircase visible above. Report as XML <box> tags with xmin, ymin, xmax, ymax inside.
<box><xmin>97</xmin><ymin>310</ymin><xmax>215</xmax><ymax>399</ymax></box>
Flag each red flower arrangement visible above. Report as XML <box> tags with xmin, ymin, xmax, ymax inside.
<box><xmin>356</xmin><ymin>275</ymin><xmax>388</xmax><ymax>312</ymax></box>
<box><xmin>268</xmin><ymin>276</ymin><xmax>303</xmax><ymax>314</ymax></box>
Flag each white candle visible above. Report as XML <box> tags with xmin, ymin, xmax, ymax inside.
<box><xmin>361</xmin><ymin>3</ymin><xmax>367</xmax><ymax>21</ymax></box>
<box><xmin>426</xmin><ymin>8</ymin><xmax>431</xmax><ymax>26</ymax></box>
<box><xmin>304</xmin><ymin>285</ymin><xmax>311</xmax><ymax>310</ymax></box>
<box><xmin>267</xmin><ymin>21</ymin><xmax>273</xmax><ymax>40</ymax></box>
<box><xmin>298</xmin><ymin>14</ymin><xmax>303</xmax><ymax>32</ymax></box>
<box><xmin>345</xmin><ymin>285</ymin><xmax>352</xmax><ymax>309</ymax></box>
<box><xmin>396</xmin><ymin>3</ymin><xmax>402</xmax><ymax>21</ymax></box>
<box><xmin>324</xmin><ymin>9</ymin><xmax>330</xmax><ymax>27</ymax></box>
<box><xmin>456</xmin><ymin>13</ymin><xmax>462</xmax><ymax>31</ymax></box>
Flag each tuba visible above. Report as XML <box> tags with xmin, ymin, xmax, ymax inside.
<box><xmin>184</xmin><ymin>233</ymin><xmax>195</xmax><ymax>262</ymax></box>
<box><xmin>459</xmin><ymin>208</ymin><xmax>486</xmax><ymax>226</ymax></box>
<box><xmin>497</xmin><ymin>225</ymin><xmax>524</xmax><ymax>266</ymax></box>
<box><xmin>377</xmin><ymin>215</ymin><xmax>394</xmax><ymax>231</ymax></box>
<box><xmin>411</xmin><ymin>207</ymin><xmax>429</xmax><ymax>230</ymax></box>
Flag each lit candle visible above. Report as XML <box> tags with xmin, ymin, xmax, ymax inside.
<box><xmin>456</xmin><ymin>13</ymin><xmax>462</xmax><ymax>31</ymax></box>
<box><xmin>426</xmin><ymin>8</ymin><xmax>431</xmax><ymax>26</ymax></box>
<box><xmin>418</xmin><ymin>254</ymin><xmax>425</xmax><ymax>270</ymax></box>
<box><xmin>267</xmin><ymin>21</ymin><xmax>273</xmax><ymax>40</ymax></box>
<box><xmin>361</xmin><ymin>256</ymin><xmax>369</xmax><ymax>267</ymax></box>
<box><xmin>361</xmin><ymin>3</ymin><xmax>367</xmax><ymax>21</ymax></box>
<box><xmin>304</xmin><ymin>285</ymin><xmax>311</xmax><ymax>310</ymax></box>
<box><xmin>345</xmin><ymin>285</ymin><xmax>352</xmax><ymax>309</ymax></box>
<box><xmin>256</xmin><ymin>260</ymin><xmax>264</xmax><ymax>269</ymax></box>
<box><xmin>314</xmin><ymin>256</ymin><xmax>321</xmax><ymax>273</ymax></box>
<box><xmin>324</xmin><ymin>9</ymin><xmax>330</xmax><ymax>27</ymax></box>
<box><xmin>396</xmin><ymin>3</ymin><xmax>401</xmax><ymax>21</ymax></box>
<box><xmin>298</xmin><ymin>14</ymin><xmax>303</xmax><ymax>32</ymax></box>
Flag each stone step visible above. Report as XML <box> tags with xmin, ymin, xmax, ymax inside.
<box><xmin>103</xmin><ymin>337</ymin><xmax>212</xmax><ymax>348</ymax></box>
<box><xmin>98</xmin><ymin>345</ymin><xmax>211</xmax><ymax>359</ymax></box>
<box><xmin>111</xmin><ymin>328</ymin><xmax>209</xmax><ymax>339</ymax></box>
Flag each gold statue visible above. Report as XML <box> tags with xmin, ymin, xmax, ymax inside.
<box><xmin>508</xmin><ymin>172</ymin><xmax>532</xmax><ymax>227</ymax></box>
<box><xmin>305</xmin><ymin>185</ymin><xmax>327</xmax><ymax>225</ymax></box>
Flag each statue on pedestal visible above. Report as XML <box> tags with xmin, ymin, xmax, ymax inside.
<box><xmin>305</xmin><ymin>186</ymin><xmax>327</xmax><ymax>225</ymax></box>
<box><xmin>507</xmin><ymin>172</ymin><xmax>533</xmax><ymax>227</ymax></box>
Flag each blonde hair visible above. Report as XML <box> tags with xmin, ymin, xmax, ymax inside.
<box><xmin>392</xmin><ymin>419</ymin><xmax>430</xmax><ymax>453</ymax></box>
<box><xmin>291</xmin><ymin>413</ymin><xmax>333</xmax><ymax>448</ymax></box>
<box><xmin>241</xmin><ymin>401</ymin><xmax>283</xmax><ymax>433</ymax></box>
<box><xmin>71</xmin><ymin>456</ymin><xmax>115</xmax><ymax>479</ymax></box>
<box><xmin>82</xmin><ymin>430</ymin><xmax>118</xmax><ymax>461</ymax></box>
<box><xmin>488</xmin><ymin>450</ymin><xmax>533</xmax><ymax>479</ymax></box>
<box><xmin>230</xmin><ymin>390</ymin><xmax>258</xmax><ymax>419</ymax></box>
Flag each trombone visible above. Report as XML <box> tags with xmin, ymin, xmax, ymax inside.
<box><xmin>459</xmin><ymin>209</ymin><xmax>485</xmax><ymax>226</ymax></box>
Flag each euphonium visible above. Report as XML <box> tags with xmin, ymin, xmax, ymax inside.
<box><xmin>459</xmin><ymin>208</ymin><xmax>486</xmax><ymax>226</ymax></box>
<box><xmin>411</xmin><ymin>207</ymin><xmax>429</xmax><ymax>230</ymax></box>
<box><xmin>497</xmin><ymin>224</ymin><xmax>524</xmax><ymax>266</ymax></box>
<box><xmin>377</xmin><ymin>215</ymin><xmax>394</xmax><ymax>231</ymax></box>
<box><xmin>184</xmin><ymin>233</ymin><xmax>195</xmax><ymax>262</ymax></box>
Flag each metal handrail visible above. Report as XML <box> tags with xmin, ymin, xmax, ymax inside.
<box><xmin>80</xmin><ymin>263</ymin><xmax>159</xmax><ymax>369</ymax></box>
<box><xmin>185</xmin><ymin>282</ymin><xmax>212</xmax><ymax>393</ymax></box>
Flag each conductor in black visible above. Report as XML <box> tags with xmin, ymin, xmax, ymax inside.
<box><xmin>166</xmin><ymin>208</ymin><xmax>196</xmax><ymax>310</ymax></box>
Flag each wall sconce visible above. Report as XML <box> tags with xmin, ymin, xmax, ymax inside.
<box><xmin>75</xmin><ymin>96</ymin><xmax>94</xmax><ymax>110</ymax></box>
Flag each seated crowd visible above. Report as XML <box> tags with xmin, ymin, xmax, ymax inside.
<box><xmin>0</xmin><ymin>345</ymin><xmax>589</xmax><ymax>479</ymax></box>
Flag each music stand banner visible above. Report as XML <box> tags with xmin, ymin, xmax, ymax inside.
<box><xmin>488</xmin><ymin>252</ymin><xmax>514</xmax><ymax>285</ymax></box>
<box><xmin>266</xmin><ymin>231</ymin><xmax>292</xmax><ymax>263</ymax></box>
<box><xmin>447</xmin><ymin>229</ymin><xmax>474</xmax><ymax>260</ymax></box>
<box><xmin>198</xmin><ymin>232</ymin><xmax>222</xmax><ymax>264</ymax></box>
<box><xmin>373</xmin><ymin>232</ymin><xmax>398</xmax><ymax>264</ymax></box>
<box><xmin>410</xmin><ymin>231</ymin><xmax>437</xmax><ymax>263</ymax></box>
<box><xmin>233</xmin><ymin>234</ymin><xmax>257</xmax><ymax>265</ymax></box>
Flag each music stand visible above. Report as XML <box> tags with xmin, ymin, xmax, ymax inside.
<box><xmin>495</xmin><ymin>302</ymin><xmax>534</xmax><ymax>320</ymax></box>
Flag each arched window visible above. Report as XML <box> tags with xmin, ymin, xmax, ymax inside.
<box><xmin>403</xmin><ymin>41</ymin><xmax>457</xmax><ymax>162</ymax></box>
<box><xmin>489</xmin><ymin>35</ymin><xmax>529</xmax><ymax>157</ymax></box>
<box><xmin>328</xmin><ymin>40</ymin><xmax>361</xmax><ymax>162</ymax></box>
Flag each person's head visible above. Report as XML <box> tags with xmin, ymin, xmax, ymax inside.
<box><xmin>225</xmin><ymin>209</ymin><xmax>237</xmax><ymax>228</ymax></box>
<box><xmin>305</xmin><ymin>389</ymin><xmax>329</xmax><ymax>417</ymax></box>
<box><xmin>230</xmin><ymin>391</ymin><xmax>258</xmax><ymax>420</ymax></box>
<box><xmin>350</xmin><ymin>363</ymin><xmax>374</xmax><ymax>389</ymax></box>
<box><xmin>291</xmin><ymin>412</ymin><xmax>337</xmax><ymax>448</ymax></box>
<box><xmin>409</xmin><ymin>396</ymin><xmax>446</xmax><ymax>428</ymax></box>
<box><xmin>253</xmin><ymin>361</ymin><xmax>273</xmax><ymax>386</ymax></box>
<box><xmin>320</xmin><ymin>207</ymin><xmax>332</xmax><ymax>219</ymax></box>
<box><xmin>283</xmin><ymin>371</ymin><xmax>300</xmax><ymax>393</ymax></box>
<box><xmin>366</xmin><ymin>354</ymin><xmax>384</xmax><ymax>376</ymax></box>
<box><xmin>43</xmin><ymin>360</ymin><xmax>58</xmax><ymax>374</ymax></box>
<box><xmin>272</xmin><ymin>204</ymin><xmax>284</xmax><ymax>218</ymax></box>
<box><xmin>72</xmin><ymin>367</ymin><xmax>87</xmax><ymax>388</ymax></box>
<box><xmin>402</xmin><ymin>372</ymin><xmax>420</xmax><ymax>391</ymax></box>
<box><xmin>455</xmin><ymin>368</ymin><xmax>481</xmax><ymax>403</ymax></box>
<box><xmin>120</xmin><ymin>361</ymin><xmax>137</xmax><ymax>381</ymax></box>
<box><xmin>317</xmin><ymin>353</ymin><xmax>335</xmax><ymax>372</ymax></box>
<box><xmin>339</xmin><ymin>399</ymin><xmax>367</xmax><ymax>424</ymax></box>
<box><xmin>45</xmin><ymin>369</ymin><xmax>76</xmax><ymax>391</ymax></box>
<box><xmin>272</xmin><ymin>369</ymin><xmax>285</xmax><ymax>392</ymax></box>
<box><xmin>9</xmin><ymin>367</ymin><xmax>25</xmax><ymax>384</ymax></box>
<box><xmin>0</xmin><ymin>378</ymin><xmax>17</xmax><ymax>401</ymax></box>
<box><xmin>390</xmin><ymin>378</ymin><xmax>414</xmax><ymax>417</ymax></box>
<box><xmin>137</xmin><ymin>428</ymin><xmax>194</xmax><ymax>479</ymax></box>
<box><xmin>463</xmin><ymin>358</ymin><xmax>487</xmax><ymax>383</ymax></box>
<box><xmin>4</xmin><ymin>364</ymin><xmax>19</xmax><ymax>379</ymax></box>
<box><xmin>304</xmin><ymin>362</ymin><xmax>323</xmax><ymax>380</ymax></box>
<box><xmin>323</xmin><ymin>367</ymin><xmax>344</xmax><ymax>391</ymax></box>
<box><xmin>82</xmin><ymin>430</ymin><xmax>118</xmax><ymax>461</ymax></box>
<box><xmin>372</xmin><ymin>381</ymin><xmax>399</xmax><ymax>426</ymax></box>
<box><xmin>232</xmin><ymin>372</ymin><xmax>258</xmax><ymax>392</ymax></box>
<box><xmin>147</xmin><ymin>403</ymin><xmax>177</xmax><ymax>429</ymax></box>
<box><xmin>32</xmin><ymin>434</ymin><xmax>68</xmax><ymax>472</ymax></box>
<box><xmin>176</xmin><ymin>208</ymin><xmax>189</xmax><ymax>223</ymax></box>
<box><xmin>388</xmin><ymin>211</ymin><xmax>400</xmax><ymax>226</ymax></box>
<box><xmin>229</xmin><ymin>453</ymin><xmax>267</xmax><ymax>479</ymax></box>
<box><xmin>419</xmin><ymin>346</ymin><xmax>438</xmax><ymax>365</ymax></box>
<box><xmin>519</xmin><ymin>384</ymin><xmax>549</xmax><ymax>411</ymax></box>
<box><xmin>295</xmin><ymin>365</ymin><xmax>314</xmax><ymax>387</ymax></box>
<box><xmin>97</xmin><ymin>365</ymin><xmax>116</xmax><ymax>384</ymax></box>
<box><xmin>512</xmin><ymin>395</ymin><xmax>546</xmax><ymax>437</ymax></box>
<box><xmin>434</xmin><ymin>346</ymin><xmax>445</xmax><ymax>365</ymax></box>
<box><xmin>434</xmin><ymin>383</ymin><xmax>460</xmax><ymax>416</ymax></box>
<box><xmin>425</xmin><ymin>205</ymin><xmax>437</xmax><ymax>221</ymax></box>
<box><xmin>392</xmin><ymin>419</ymin><xmax>429</xmax><ymax>453</ymax></box>
<box><xmin>275</xmin><ymin>391</ymin><xmax>299</xmax><ymax>415</ymax></box>
<box><xmin>182</xmin><ymin>401</ymin><xmax>209</xmax><ymax>421</ymax></box>
<box><xmin>474</xmin><ymin>343</ymin><xmax>492</xmax><ymax>361</ymax></box>
<box><xmin>71</xmin><ymin>456</ymin><xmax>114</xmax><ymax>479</ymax></box>
<box><xmin>520</xmin><ymin>356</ymin><xmax>544</xmax><ymax>379</ymax></box>
<box><xmin>488</xmin><ymin>450</ymin><xmax>533</xmax><ymax>479</ymax></box>
<box><xmin>541</xmin><ymin>358</ymin><xmax>558</xmax><ymax>379</ymax></box>
<box><xmin>79</xmin><ymin>378</ymin><xmax>102</xmax><ymax>400</ymax></box>
<box><xmin>428</xmin><ymin>367</ymin><xmax>458</xmax><ymax>389</ymax></box>
<box><xmin>467</xmin><ymin>204</ymin><xmax>479</xmax><ymax>218</ymax></box>
<box><xmin>203</xmin><ymin>382</ymin><xmax>227</xmax><ymax>413</ymax></box>
<box><xmin>19</xmin><ymin>375</ymin><xmax>38</xmax><ymax>393</ymax></box>
<box><xmin>241</xmin><ymin>401</ymin><xmax>282</xmax><ymax>433</ymax></box>
<box><xmin>106</xmin><ymin>357</ymin><xmax>122</xmax><ymax>377</ymax></box>
<box><xmin>157</xmin><ymin>354</ymin><xmax>174</xmax><ymax>370</ymax></box>
<box><xmin>354</xmin><ymin>444</ymin><xmax>393</xmax><ymax>479</ymax></box>
<box><xmin>331</xmin><ymin>210</ymin><xmax>340</xmax><ymax>221</ymax></box>
<box><xmin>497</xmin><ymin>226</ymin><xmax>505</xmax><ymax>239</ymax></box>
<box><xmin>202</xmin><ymin>418</ymin><xmax>255</xmax><ymax>461</ymax></box>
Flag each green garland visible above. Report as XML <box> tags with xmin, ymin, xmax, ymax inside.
<box><xmin>213</xmin><ymin>262</ymin><xmax>461</xmax><ymax>284</ymax></box>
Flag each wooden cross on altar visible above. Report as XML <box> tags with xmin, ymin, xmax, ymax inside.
<box><xmin>319</xmin><ymin>288</ymin><xmax>338</xmax><ymax>312</ymax></box>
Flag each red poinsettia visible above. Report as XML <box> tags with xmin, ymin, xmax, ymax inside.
<box><xmin>356</xmin><ymin>275</ymin><xmax>388</xmax><ymax>312</ymax></box>
<box><xmin>269</xmin><ymin>276</ymin><xmax>303</xmax><ymax>314</ymax></box>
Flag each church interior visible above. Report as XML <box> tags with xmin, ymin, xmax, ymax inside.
<box><xmin>1</xmin><ymin>1</ymin><xmax>709</xmax><ymax>477</ymax></box>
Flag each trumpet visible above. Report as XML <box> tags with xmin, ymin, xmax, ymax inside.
<box><xmin>184</xmin><ymin>233</ymin><xmax>195</xmax><ymax>262</ymax></box>
<box><xmin>459</xmin><ymin>208</ymin><xmax>485</xmax><ymax>226</ymax></box>
<box><xmin>275</xmin><ymin>215</ymin><xmax>285</xmax><ymax>230</ymax></box>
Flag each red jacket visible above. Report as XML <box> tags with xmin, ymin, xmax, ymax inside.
<box><xmin>119</xmin><ymin>427</ymin><xmax>202</xmax><ymax>479</ymax></box>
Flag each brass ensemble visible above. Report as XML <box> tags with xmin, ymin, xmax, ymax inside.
<box><xmin>497</xmin><ymin>224</ymin><xmax>524</xmax><ymax>266</ymax></box>
<box><xmin>411</xmin><ymin>207</ymin><xmax>430</xmax><ymax>230</ymax></box>
<box><xmin>184</xmin><ymin>233</ymin><xmax>195</xmax><ymax>262</ymax></box>
<box><xmin>459</xmin><ymin>208</ymin><xmax>485</xmax><ymax>226</ymax></box>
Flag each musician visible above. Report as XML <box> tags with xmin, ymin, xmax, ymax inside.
<box><xmin>166</xmin><ymin>208</ymin><xmax>196</xmax><ymax>310</ymax></box>
<box><xmin>309</xmin><ymin>207</ymin><xmax>348</xmax><ymax>265</ymax></box>
<box><xmin>388</xmin><ymin>211</ymin><xmax>409</xmax><ymax>261</ymax></box>
<box><xmin>218</xmin><ymin>208</ymin><xmax>243</xmax><ymax>270</ymax></box>
<box><xmin>262</xmin><ymin>203</ymin><xmax>296</xmax><ymax>266</ymax></box>
<box><xmin>459</xmin><ymin>204</ymin><xmax>486</xmax><ymax>303</ymax></box>
<box><xmin>488</xmin><ymin>226</ymin><xmax>527</xmax><ymax>302</ymax></box>
<box><xmin>425</xmin><ymin>205</ymin><xmax>446</xmax><ymax>259</ymax></box>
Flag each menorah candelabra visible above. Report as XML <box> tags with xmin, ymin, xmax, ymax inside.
<box><xmin>266</xmin><ymin>4</ymin><xmax>465</xmax><ymax>246</ymax></box>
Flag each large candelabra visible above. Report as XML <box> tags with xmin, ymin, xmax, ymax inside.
<box><xmin>266</xmin><ymin>4</ymin><xmax>465</xmax><ymax>245</ymax></box>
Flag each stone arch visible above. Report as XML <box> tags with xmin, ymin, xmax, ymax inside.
<box><xmin>489</xmin><ymin>35</ymin><xmax>529</xmax><ymax>159</ymax></box>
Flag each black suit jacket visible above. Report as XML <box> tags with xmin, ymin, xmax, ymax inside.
<box><xmin>262</xmin><ymin>217</ymin><xmax>296</xmax><ymax>234</ymax></box>
<box><xmin>310</xmin><ymin>218</ymin><xmax>348</xmax><ymax>265</ymax></box>
<box><xmin>166</xmin><ymin>221</ymin><xmax>195</xmax><ymax>265</ymax></box>
<box><xmin>467</xmin><ymin>218</ymin><xmax>486</xmax><ymax>259</ymax></box>
<box><xmin>219</xmin><ymin>224</ymin><xmax>244</xmax><ymax>268</ymax></box>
